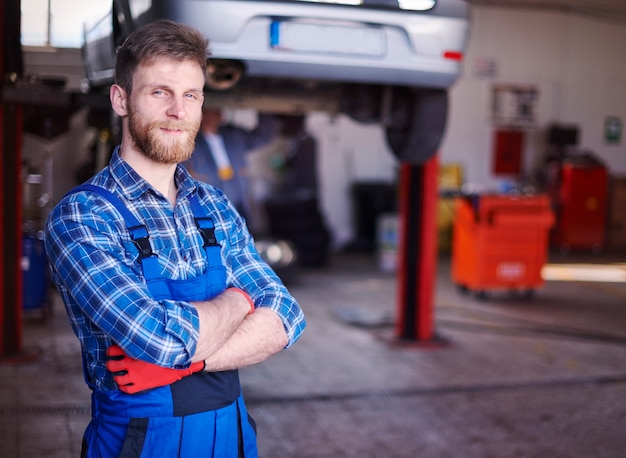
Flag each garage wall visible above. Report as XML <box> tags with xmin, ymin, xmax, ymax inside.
<box><xmin>443</xmin><ymin>6</ymin><xmax>626</xmax><ymax>187</ymax></box>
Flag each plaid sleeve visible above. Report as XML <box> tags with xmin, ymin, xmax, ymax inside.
<box><xmin>209</xmin><ymin>194</ymin><xmax>307</xmax><ymax>347</ymax></box>
<box><xmin>44</xmin><ymin>194</ymin><xmax>201</xmax><ymax>368</ymax></box>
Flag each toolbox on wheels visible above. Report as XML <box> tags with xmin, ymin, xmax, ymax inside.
<box><xmin>451</xmin><ymin>194</ymin><xmax>554</xmax><ymax>298</ymax></box>
<box><xmin>549</xmin><ymin>155</ymin><xmax>608</xmax><ymax>253</ymax></box>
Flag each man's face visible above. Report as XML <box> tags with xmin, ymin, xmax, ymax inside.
<box><xmin>126</xmin><ymin>58</ymin><xmax>205</xmax><ymax>164</ymax></box>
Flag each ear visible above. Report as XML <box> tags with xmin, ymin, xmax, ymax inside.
<box><xmin>110</xmin><ymin>84</ymin><xmax>129</xmax><ymax>117</ymax></box>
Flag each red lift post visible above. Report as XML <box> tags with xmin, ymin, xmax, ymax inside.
<box><xmin>1</xmin><ymin>0</ymin><xmax>33</xmax><ymax>361</ymax></box>
<box><xmin>395</xmin><ymin>156</ymin><xmax>440</xmax><ymax>344</ymax></box>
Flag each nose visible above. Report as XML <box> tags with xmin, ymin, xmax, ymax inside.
<box><xmin>166</xmin><ymin>96</ymin><xmax>187</xmax><ymax>119</ymax></box>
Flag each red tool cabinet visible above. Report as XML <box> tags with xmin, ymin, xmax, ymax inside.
<box><xmin>452</xmin><ymin>195</ymin><xmax>554</xmax><ymax>298</ymax></box>
<box><xmin>550</xmin><ymin>156</ymin><xmax>608</xmax><ymax>252</ymax></box>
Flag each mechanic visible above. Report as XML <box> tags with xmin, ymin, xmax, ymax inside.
<box><xmin>44</xmin><ymin>19</ymin><xmax>305</xmax><ymax>457</ymax></box>
<box><xmin>185</xmin><ymin>107</ymin><xmax>279</xmax><ymax>222</ymax></box>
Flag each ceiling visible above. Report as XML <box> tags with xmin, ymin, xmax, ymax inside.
<box><xmin>466</xmin><ymin>0</ymin><xmax>626</xmax><ymax>22</ymax></box>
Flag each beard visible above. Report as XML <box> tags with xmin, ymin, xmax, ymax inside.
<box><xmin>127</xmin><ymin>103</ymin><xmax>200</xmax><ymax>164</ymax></box>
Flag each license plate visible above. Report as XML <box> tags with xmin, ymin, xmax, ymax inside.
<box><xmin>270</xmin><ymin>21</ymin><xmax>385</xmax><ymax>57</ymax></box>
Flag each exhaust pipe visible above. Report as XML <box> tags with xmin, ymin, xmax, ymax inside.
<box><xmin>206</xmin><ymin>59</ymin><xmax>244</xmax><ymax>90</ymax></box>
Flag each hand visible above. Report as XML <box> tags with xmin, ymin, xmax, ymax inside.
<box><xmin>106</xmin><ymin>345</ymin><xmax>205</xmax><ymax>394</ymax></box>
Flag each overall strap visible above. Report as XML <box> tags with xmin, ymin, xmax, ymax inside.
<box><xmin>65</xmin><ymin>184</ymin><xmax>161</xmax><ymax>280</ymax></box>
<box><xmin>188</xmin><ymin>192</ymin><xmax>222</xmax><ymax>267</ymax></box>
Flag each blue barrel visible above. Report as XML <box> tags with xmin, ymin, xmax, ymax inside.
<box><xmin>22</xmin><ymin>235</ymin><xmax>48</xmax><ymax>310</ymax></box>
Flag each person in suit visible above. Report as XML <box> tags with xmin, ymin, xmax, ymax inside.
<box><xmin>277</xmin><ymin>114</ymin><xmax>319</xmax><ymax>196</ymax></box>
<box><xmin>185</xmin><ymin>108</ymin><xmax>279</xmax><ymax>220</ymax></box>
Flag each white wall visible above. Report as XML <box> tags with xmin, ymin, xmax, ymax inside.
<box><xmin>443</xmin><ymin>6</ymin><xmax>626</xmax><ymax>187</ymax></box>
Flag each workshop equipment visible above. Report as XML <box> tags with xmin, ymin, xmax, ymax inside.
<box><xmin>548</xmin><ymin>154</ymin><xmax>608</xmax><ymax>252</ymax></box>
<box><xmin>452</xmin><ymin>194</ymin><xmax>554</xmax><ymax>298</ymax></box>
<box><xmin>22</xmin><ymin>231</ymin><xmax>48</xmax><ymax>313</ymax></box>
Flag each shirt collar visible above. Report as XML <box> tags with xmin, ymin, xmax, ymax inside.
<box><xmin>109</xmin><ymin>146</ymin><xmax>198</xmax><ymax>202</ymax></box>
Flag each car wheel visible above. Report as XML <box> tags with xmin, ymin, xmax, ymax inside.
<box><xmin>385</xmin><ymin>87</ymin><xmax>448</xmax><ymax>164</ymax></box>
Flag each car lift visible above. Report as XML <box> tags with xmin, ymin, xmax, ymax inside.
<box><xmin>0</xmin><ymin>0</ymin><xmax>29</xmax><ymax>361</ymax></box>
<box><xmin>394</xmin><ymin>158</ymin><xmax>443</xmax><ymax>345</ymax></box>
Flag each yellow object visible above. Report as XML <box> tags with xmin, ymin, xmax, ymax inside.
<box><xmin>437</xmin><ymin>164</ymin><xmax>463</xmax><ymax>253</ymax></box>
<box><xmin>218</xmin><ymin>166</ymin><xmax>234</xmax><ymax>181</ymax></box>
<box><xmin>437</xmin><ymin>198</ymin><xmax>455</xmax><ymax>253</ymax></box>
<box><xmin>439</xmin><ymin>163</ymin><xmax>463</xmax><ymax>191</ymax></box>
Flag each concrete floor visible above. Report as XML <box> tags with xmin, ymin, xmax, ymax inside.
<box><xmin>1</xmin><ymin>252</ymin><xmax>626</xmax><ymax>457</ymax></box>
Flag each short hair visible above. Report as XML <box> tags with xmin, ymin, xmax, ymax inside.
<box><xmin>115</xmin><ymin>20</ymin><xmax>210</xmax><ymax>94</ymax></box>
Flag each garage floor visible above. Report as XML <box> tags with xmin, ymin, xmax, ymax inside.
<box><xmin>1</xmin><ymin>251</ymin><xmax>626</xmax><ymax>457</ymax></box>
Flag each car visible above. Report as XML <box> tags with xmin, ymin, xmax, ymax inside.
<box><xmin>82</xmin><ymin>0</ymin><xmax>470</xmax><ymax>163</ymax></box>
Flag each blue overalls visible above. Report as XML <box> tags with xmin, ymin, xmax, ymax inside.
<box><xmin>71</xmin><ymin>185</ymin><xmax>257</xmax><ymax>458</ymax></box>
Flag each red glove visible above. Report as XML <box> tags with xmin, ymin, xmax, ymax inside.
<box><xmin>106</xmin><ymin>345</ymin><xmax>205</xmax><ymax>394</ymax></box>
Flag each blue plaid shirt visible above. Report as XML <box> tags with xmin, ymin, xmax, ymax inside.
<box><xmin>44</xmin><ymin>148</ymin><xmax>306</xmax><ymax>390</ymax></box>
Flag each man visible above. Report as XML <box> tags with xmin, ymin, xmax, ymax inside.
<box><xmin>276</xmin><ymin>114</ymin><xmax>319</xmax><ymax>196</ymax></box>
<box><xmin>266</xmin><ymin>114</ymin><xmax>331</xmax><ymax>267</ymax></box>
<box><xmin>185</xmin><ymin>108</ymin><xmax>278</xmax><ymax>221</ymax></box>
<box><xmin>44</xmin><ymin>20</ymin><xmax>305</xmax><ymax>457</ymax></box>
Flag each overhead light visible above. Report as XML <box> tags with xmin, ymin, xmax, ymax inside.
<box><xmin>399</xmin><ymin>0</ymin><xmax>436</xmax><ymax>11</ymax></box>
<box><xmin>294</xmin><ymin>0</ymin><xmax>362</xmax><ymax>5</ymax></box>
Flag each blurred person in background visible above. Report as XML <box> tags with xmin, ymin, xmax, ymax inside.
<box><xmin>185</xmin><ymin>107</ymin><xmax>279</xmax><ymax>222</ymax></box>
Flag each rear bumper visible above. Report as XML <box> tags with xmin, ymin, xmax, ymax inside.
<box><xmin>169</xmin><ymin>0</ymin><xmax>469</xmax><ymax>88</ymax></box>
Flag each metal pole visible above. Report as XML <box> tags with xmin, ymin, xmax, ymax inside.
<box><xmin>1</xmin><ymin>0</ymin><xmax>39</xmax><ymax>363</ymax></box>
<box><xmin>395</xmin><ymin>156</ymin><xmax>443</xmax><ymax>344</ymax></box>
<box><xmin>1</xmin><ymin>103</ymin><xmax>25</xmax><ymax>358</ymax></box>
<box><xmin>46</xmin><ymin>0</ymin><xmax>52</xmax><ymax>46</ymax></box>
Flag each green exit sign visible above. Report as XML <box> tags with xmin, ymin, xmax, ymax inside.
<box><xmin>605</xmin><ymin>116</ymin><xmax>622</xmax><ymax>144</ymax></box>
